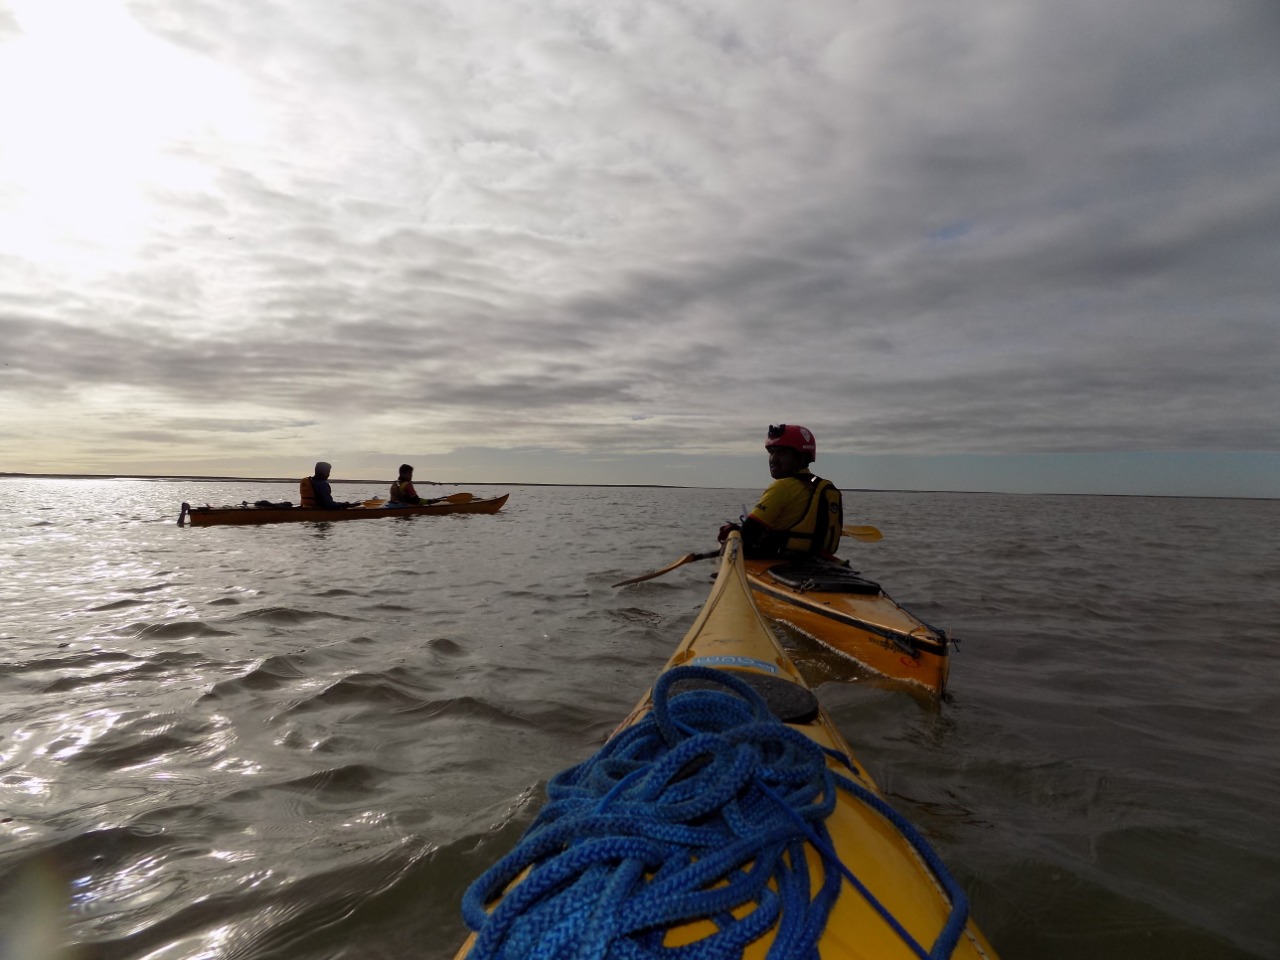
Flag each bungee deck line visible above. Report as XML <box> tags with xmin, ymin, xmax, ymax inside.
<box><xmin>462</xmin><ymin>665</ymin><xmax>968</xmax><ymax>959</ymax></box>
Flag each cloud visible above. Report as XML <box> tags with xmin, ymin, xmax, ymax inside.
<box><xmin>0</xmin><ymin>0</ymin><xmax>1276</xmax><ymax>494</ymax></box>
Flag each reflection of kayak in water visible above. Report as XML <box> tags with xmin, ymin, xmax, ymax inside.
<box><xmin>455</xmin><ymin>532</ymin><xmax>998</xmax><ymax>959</ymax></box>
<box><xmin>744</xmin><ymin>556</ymin><xmax>953</xmax><ymax>697</ymax></box>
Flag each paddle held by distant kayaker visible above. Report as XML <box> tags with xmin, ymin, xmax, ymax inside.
<box><xmin>300</xmin><ymin>461</ymin><xmax>355</xmax><ymax>509</ymax></box>
<box><xmin>719</xmin><ymin>424</ymin><xmax>843</xmax><ymax>559</ymax></box>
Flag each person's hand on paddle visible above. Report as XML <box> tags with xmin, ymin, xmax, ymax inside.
<box><xmin>717</xmin><ymin>521</ymin><xmax>740</xmax><ymax>544</ymax></box>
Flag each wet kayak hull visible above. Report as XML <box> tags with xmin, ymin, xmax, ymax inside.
<box><xmin>180</xmin><ymin>493</ymin><xmax>509</xmax><ymax>526</ymax></box>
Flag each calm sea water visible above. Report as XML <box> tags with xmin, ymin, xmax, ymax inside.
<box><xmin>1</xmin><ymin>478</ymin><xmax>1277</xmax><ymax>959</ymax></box>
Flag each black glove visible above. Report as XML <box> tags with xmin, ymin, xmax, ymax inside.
<box><xmin>717</xmin><ymin>522</ymin><xmax>741</xmax><ymax>543</ymax></box>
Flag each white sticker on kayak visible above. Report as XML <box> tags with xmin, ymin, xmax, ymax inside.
<box><xmin>687</xmin><ymin>655</ymin><xmax>779</xmax><ymax>674</ymax></box>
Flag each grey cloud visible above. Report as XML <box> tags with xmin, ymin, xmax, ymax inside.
<box><xmin>2</xmin><ymin>0</ymin><xmax>1276</xmax><ymax>489</ymax></box>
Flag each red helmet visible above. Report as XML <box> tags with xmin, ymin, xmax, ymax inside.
<box><xmin>765</xmin><ymin>424</ymin><xmax>816</xmax><ymax>462</ymax></box>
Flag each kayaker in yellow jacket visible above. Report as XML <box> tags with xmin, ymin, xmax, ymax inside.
<box><xmin>300</xmin><ymin>461</ymin><xmax>355</xmax><ymax>510</ymax></box>
<box><xmin>719</xmin><ymin>424</ymin><xmax>843</xmax><ymax>560</ymax></box>
<box><xmin>389</xmin><ymin>464</ymin><xmax>425</xmax><ymax>504</ymax></box>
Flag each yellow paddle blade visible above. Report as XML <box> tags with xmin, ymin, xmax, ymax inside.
<box><xmin>362</xmin><ymin>498</ymin><xmax>386</xmax><ymax>508</ymax></box>
<box><xmin>417</xmin><ymin>492</ymin><xmax>476</xmax><ymax>505</ymax></box>
<box><xmin>842</xmin><ymin>525</ymin><xmax>883</xmax><ymax>542</ymax></box>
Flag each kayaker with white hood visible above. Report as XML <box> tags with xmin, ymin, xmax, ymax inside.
<box><xmin>300</xmin><ymin>461</ymin><xmax>354</xmax><ymax>510</ymax></box>
<box><xmin>718</xmin><ymin>424</ymin><xmax>843</xmax><ymax>560</ymax></box>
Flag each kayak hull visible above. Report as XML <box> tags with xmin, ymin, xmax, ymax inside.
<box><xmin>745</xmin><ymin>557</ymin><xmax>951</xmax><ymax>697</ymax></box>
<box><xmin>181</xmin><ymin>493</ymin><xmax>509</xmax><ymax>526</ymax></box>
<box><xmin>456</xmin><ymin>534</ymin><xmax>995</xmax><ymax>958</ymax></box>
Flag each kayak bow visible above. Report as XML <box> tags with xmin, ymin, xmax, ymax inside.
<box><xmin>613</xmin><ymin>548</ymin><xmax>953</xmax><ymax>697</ymax></box>
<box><xmin>455</xmin><ymin>532</ymin><xmax>996</xmax><ymax>958</ymax></box>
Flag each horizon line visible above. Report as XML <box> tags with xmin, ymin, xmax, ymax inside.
<box><xmin>0</xmin><ymin>472</ymin><xmax>1274</xmax><ymax>502</ymax></box>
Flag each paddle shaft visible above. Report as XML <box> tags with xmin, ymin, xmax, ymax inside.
<box><xmin>614</xmin><ymin>524</ymin><xmax>882</xmax><ymax>587</ymax></box>
<box><xmin>611</xmin><ymin>550</ymin><xmax>720</xmax><ymax>587</ymax></box>
<box><xmin>364</xmin><ymin>492</ymin><xmax>474</xmax><ymax>507</ymax></box>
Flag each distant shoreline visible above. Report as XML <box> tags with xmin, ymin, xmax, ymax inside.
<box><xmin>0</xmin><ymin>472</ymin><xmax>1272</xmax><ymax>501</ymax></box>
<box><xmin>0</xmin><ymin>472</ymin><xmax>692</xmax><ymax>489</ymax></box>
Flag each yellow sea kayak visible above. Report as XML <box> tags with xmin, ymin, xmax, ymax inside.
<box><xmin>455</xmin><ymin>533</ymin><xmax>997</xmax><ymax>959</ymax></box>
<box><xmin>743</xmin><ymin>557</ymin><xmax>952</xmax><ymax>697</ymax></box>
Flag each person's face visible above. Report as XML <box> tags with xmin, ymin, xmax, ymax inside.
<box><xmin>767</xmin><ymin>446</ymin><xmax>805</xmax><ymax>479</ymax></box>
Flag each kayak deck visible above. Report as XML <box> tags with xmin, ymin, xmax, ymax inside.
<box><xmin>456</xmin><ymin>533</ymin><xmax>996</xmax><ymax>958</ymax></box>
<box><xmin>179</xmin><ymin>493</ymin><xmax>509</xmax><ymax>526</ymax></box>
<box><xmin>745</xmin><ymin>556</ymin><xmax>952</xmax><ymax>697</ymax></box>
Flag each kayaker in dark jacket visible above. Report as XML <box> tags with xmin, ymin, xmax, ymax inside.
<box><xmin>718</xmin><ymin>424</ymin><xmax>843</xmax><ymax>560</ymax></box>
<box><xmin>300</xmin><ymin>461</ymin><xmax>354</xmax><ymax>510</ymax></box>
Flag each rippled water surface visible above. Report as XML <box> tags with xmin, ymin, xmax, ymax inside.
<box><xmin>2</xmin><ymin>479</ymin><xmax>1277</xmax><ymax>959</ymax></box>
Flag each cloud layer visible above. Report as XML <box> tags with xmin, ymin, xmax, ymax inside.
<box><xmin>1</xmin><ymin>0</ymin><xmax>1277</xmax><ymax>493</ymax></box>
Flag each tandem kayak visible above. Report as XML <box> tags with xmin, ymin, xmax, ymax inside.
<box><xmin>456</xmin><ymin>532</ymin><xmax>997</xmax><ymax>959</ymax></box>
<box><xmin>743</xmin><ymin>557</ymin><xmax>953</xmax><ymax>697</ymax></box>
<box><xmin>177</xmin><ymin>493</ymin><xmax>509</xmax><ymax>527</ymax></box>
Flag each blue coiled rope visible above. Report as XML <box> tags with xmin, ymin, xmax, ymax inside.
<box><xmin>462</xmin><ymin>665</ymin><xmax>969</xmax><ymax>959</ymax></box>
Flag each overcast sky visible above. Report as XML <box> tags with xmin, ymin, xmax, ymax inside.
<box><xmin>1</xmin><ymin>0</ymin><xmax>1277</xmax><ymax>497</ymax></box>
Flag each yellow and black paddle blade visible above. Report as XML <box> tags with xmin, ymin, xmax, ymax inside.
<box><xmin>429</xmin><ymin>492</ymin><xmax>474</xmax><ymax>505</ymax></box>
<box><xmin>842</xmin><ymin>525</ymin><xmax>883</xmax><ymax>542</ymax></box>
<box><xmin>612</xmin><ymin>550</ymin><xmax>720</xmax><ymax>588</ymax></box>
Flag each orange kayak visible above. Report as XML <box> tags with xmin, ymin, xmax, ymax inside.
<box><xmin>744</xmin><ymin>557</ymin><xmax>952</xmax><ymax>697</ymax></box>
<box><xmin>178</xmin><ymin>493</ymin><xmax>509</xmax><ymax>526</ymax></box>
